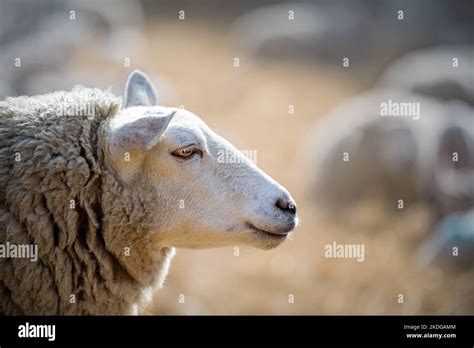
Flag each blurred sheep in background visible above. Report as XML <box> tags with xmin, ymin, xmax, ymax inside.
<box><xmin>379</xmin><ymin>46</ymin><xmax>474</xmax><ymax>106</ymax></box>
<box><xmin>231</xmin><ymin>0</ymin><xmax>472</xmax><ymax>83</ymax></box>
<box><xmin>310</xmin><ymin>89</ymin><xmax>474</xmax><ymax>214</ymax></box>
<box><xmin>0</xmin><ymin>0</ymin><xmax>146</xmax><ymax>98</ymax></box>
<box><xmin>309</xmin><ymin>43</ymin><xmax>474</xmax><ymax>267</ymax></box>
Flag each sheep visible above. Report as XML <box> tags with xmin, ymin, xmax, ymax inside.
<box><xmin>309</xmin><ymin>88</ymin><xmax>474</xmax><ymax>215</ymax></box>
<box><xmin>231</xmin><ymin>1</ymin><xmax>472</xmax><ymax>80</ymax></box>
<box><xmin>0</xmin><ymin>0</ymin><xmax>145</xmax><ymax>98</ymax></box>
<box><xmin>0</xmin><ymin>70</ymin><xmax>298</xmax><ymax>315</ymax></box>
<box><xmin>379</xmin><ymin>46</ymin><xmax>474</xmax><ymax>106</ymax></box>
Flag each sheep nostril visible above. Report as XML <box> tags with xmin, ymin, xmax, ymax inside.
<box><xmin>276</xmin><ymin>197</ymin><xmax>297</xmax><ymax>215</ymax></box>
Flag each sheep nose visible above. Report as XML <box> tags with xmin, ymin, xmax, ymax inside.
<box><xmin>275</xmin><ymin>196</ymin><xmax>297</xmax><ymax>215</ymax></box>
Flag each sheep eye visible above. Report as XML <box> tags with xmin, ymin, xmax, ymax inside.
<box><xmin>172</xmin><ymin>145</ymin><xmax>202</xmax><ymax>159</ymax></box>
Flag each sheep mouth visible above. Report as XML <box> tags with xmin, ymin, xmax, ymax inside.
<box><xmin>246</xmin><ymin>223</ymin><xmax>289</xmax><ymax>239</ymax></box>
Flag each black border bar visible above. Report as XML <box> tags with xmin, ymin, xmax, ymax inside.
<box><xmin>0</xmin><ymin>315</ymin><xmax>472</xmax><ymax>346</ymax></box>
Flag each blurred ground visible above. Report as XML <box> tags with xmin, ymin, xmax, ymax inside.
<box><xmin>73</xmin><ymin>21</ymin><xmax>473</xmax><ymax>315</ymax></box>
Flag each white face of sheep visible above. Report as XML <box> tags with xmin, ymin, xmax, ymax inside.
<box><xmin>104</xmin><ymin>71</ymin><xmax>297</xmax><ymax>250</ymax></box>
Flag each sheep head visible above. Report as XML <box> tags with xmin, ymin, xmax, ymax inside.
<box><xmin>103</xmin><ymin>70</ymin><xmax>298</xmax><ymax>251</ymax></box>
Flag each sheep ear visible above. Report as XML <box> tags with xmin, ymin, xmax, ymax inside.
<box><xmin>124</xmin><ymin>70</ymin><xmax>158</xmax><ymax>108</ymax></box>
<box><xmin>111</xmin><ymin>111</ymin><xmax>176</xmax><ymax>151</ymax></box>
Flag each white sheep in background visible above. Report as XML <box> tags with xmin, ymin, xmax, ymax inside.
<box><xmin>309</xmin><ymin>88</ymin><xmax>474</xmax><ymax>215</ymax></box>
<box><xmin>0</xmin><ymin>0</ymin><xmax>146</xmax><ymax>98</ymax></box>
<box><xmin>0</xmin><ymin>71</ymin><xmax>298</xmax><ymax>314</ymax></box>
<box><xmin>379</xmin><ymin>46</ymin><xmax>474</xmax><ymax>106</ymax></box>
<box><xmin>309</xmin><ymin>45</ymin><xmax>474</xmax><ymax>271</ymax></box>
<box><xmin>230</xmin><ymin>2</ymin><xmax>472</xmax><ymax>81</ymax></box>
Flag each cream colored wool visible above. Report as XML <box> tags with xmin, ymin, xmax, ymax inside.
<box><xmin>0</xmin><ymin>87</ymin><xmax>173</xmax><ymax>314</ymax></box>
